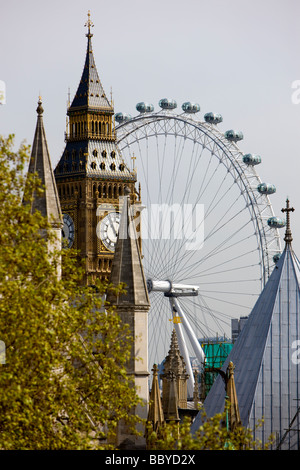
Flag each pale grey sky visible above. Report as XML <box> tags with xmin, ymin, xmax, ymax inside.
<box><xmin>1</xmin><ymin>0</ymin><xmax>300</xmax><ymax>255</ymax></box>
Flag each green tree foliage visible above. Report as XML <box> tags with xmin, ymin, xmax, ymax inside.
<box><xmin>146</xmin><ymin>411</ymin><xmax>273</xmax><ymax>450</ymax></box>
<box><xmin>0</xmin><ymin>135</ymin><xmax>143</xmax><ymax>449</ymax></box>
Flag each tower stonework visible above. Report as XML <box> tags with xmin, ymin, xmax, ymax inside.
<box><xmin>160</xmin><ymin>328</ymin><xmax>189</xmax><ymax>416</ymax></box>
<box><xmin>54</xmin><ymin>15</ymin><xmax>138</xmax><ymax>284</ymax></box>
<box><xmin>106</xmin><ymin>193</ymin><xmax>150</xmax><ymax>449</ymax></box>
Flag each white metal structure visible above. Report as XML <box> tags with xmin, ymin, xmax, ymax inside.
<box><xmin>115</xmin><ymin>102</ymin><xmax>282</xmax><ymax>386</ymax></box>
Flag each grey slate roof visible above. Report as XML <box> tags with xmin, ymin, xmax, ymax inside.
<box><xmin>191</xmin><ymin>238</ymin><xmax>300</xmax><ymax>450</ymax></box>
<box><xmin>55</xmin><ymin>139</ymin><xmax>135</xmax><ymax>182</ymax></box>
<box><xmin>27</xmin><ymin>99</ymin><xmax>62</xmax><ymax>226</ymax></box>
<box><xmin>70</xmin><ymin>32</ymin><xmax>112</xmax><ymax>112</ymax></box>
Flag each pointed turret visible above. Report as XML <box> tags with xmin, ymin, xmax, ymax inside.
<box><xmin>225</xmin><ymin>361</ymin><xmax>241</xmax><ymax>431</ymax></box>
<box><xmin>54</xmin><ymin>12</ymin><xmax>137</xmax><ymax>284</ymax></box>
<box><xmin>27</xmin><ymin>98</ymin><xmax>62</xmax><ymax>227</ymax></box>
<box><xmin>192</xmin><ymin>200</ymin><xmax>300</xmax><ymax>449</ymax></box>
<box><xmin>160</xmin><ymin>328</ymin><xmax>189</xmax><ymax>413</ymax></box>
<box><xmin>55</xmin><ymin>11</ymin><xmax>134</xmax><ymax>182</ymax></box>
<box><xmin>69</xmin><ymin>11</ymin><xmax>112</xmax><ymax>112</ymax></box>
<box><xmin>147</xmin><ymin>364</ymin><xmax>165</xmax><ymax>434</ymax></box>
<box><xmin>25</xmin><ymin>98</ymin><xmax>62</xmax><ymax>278</ymax></box>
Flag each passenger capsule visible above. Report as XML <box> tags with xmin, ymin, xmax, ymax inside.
<box><xmin>182</xmin><ymin>102</ymin><xmax>200</xmax><ymax>114</ymax></box>
<box><xmin>267</xmin><ymin>217</ymin><xmax>286</xmax><ymax>229</ymax></box>
<box><xmin>136</xmin><ymin>102</ymin><xmax>154</xmax><ymax>113</ymax></box>
<box><xmin>224</xmin><ymin>129</ymin><xmax>244</xmax><ymax>142</ymax></box>
<box><xmin>204</xmin><ymin>112</ymin><xmax>223</xmax><ymax>124</ymax></box>
<box><xmin>243</xmin><ymin>154</ymin><xmax>261</xmax><ymax>166</ymax></box>
<box><xmin>257</xmin><ymin>183</ymin><xmax>276</xmax><ymax>195</ymax></box>
<box><xmin>159</xmin><ymin>98</ymin><xmax>177</xmax><ymax>110</ymax></box>
<box><xmin>273</xmin><ymin>253</ymin><xmax>281</xmax><ymax>263</ymax></box>
<box><xmin>115</xmin><ymin>112</ymin><xmax>132</xmax><ymax>123</ymax></box>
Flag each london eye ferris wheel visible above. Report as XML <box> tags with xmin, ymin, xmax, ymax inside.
<box><xmin>114</xmin><ymin>99</ymin><xmax>284</xmax><ymax>394</ymax></box>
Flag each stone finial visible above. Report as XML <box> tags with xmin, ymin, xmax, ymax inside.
<box><xmin>36</xmin><ymin>97</ymin><xmax>44</xmax><ymax>115</ymax></box>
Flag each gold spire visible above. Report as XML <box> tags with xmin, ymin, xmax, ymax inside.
<box><xmin>225</xmin><ymin>361</ymin><xmax>241</xmax><ymax>431</ymax></box>
<box><xmin>36</xmin><ymin>96</ymin><xmax>43</xmax><ymax>115</ymax></box>
<box><xmin>84</xmin><ymin>10</ymin><xmax>94</xmax><ymax>37</ymax></box>
<box><xmin>281</xmin><ymin>198</ymin><xmax>295</xmax><ymax>245</ymax></box>
<box><xmin>147</xmin><ymin>364</ymin><xmax>165</xmax><ymax>433</ymax></box>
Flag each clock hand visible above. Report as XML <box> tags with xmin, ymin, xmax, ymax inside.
<box><xmin>108</xmin><ymin>214</ymin><xmax>117</xmax><ymax>237</ymax></box>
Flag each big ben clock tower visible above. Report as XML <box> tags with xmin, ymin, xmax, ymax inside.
<box><xmin>54</xmin><ymin>12</ymin><xmax>139</xmax><ymax>284</ymax></box>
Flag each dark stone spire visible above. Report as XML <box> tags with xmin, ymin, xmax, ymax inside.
<box><xmin>69</xmin><ymin>11</ymin><xmax>112</xmax><ymax>112</ymax></box>
<box><xmin>27</xmin><ymin>97</ymin><xmax>62</xmax><ymax>227</ymax></box>
<box><xmin>147</xmin><ymin>364</ymin><xmax>165</xmax><ymax>433</ymax></box>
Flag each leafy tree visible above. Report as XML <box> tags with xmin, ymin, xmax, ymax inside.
<box><xmin>146</xmin><ymin>410</ymin><xmax>273</xmax><ymax>450</ymax></box>
<box><xmin>0</xmin><ymin>135</ymin><xmax>143</xmax><ymax>449</ymax></box>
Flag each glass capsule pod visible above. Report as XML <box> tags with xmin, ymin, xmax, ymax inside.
<box><xmin>257</xmin><ymin>183</ymin><xmax>276</xmax><ymax>195</ymax></box>
<box><xmin>182</xmin><ymin>102</ymin><xmax>200</xmax><ymax>113</ymax></box>
<box><xmin>224</xmin><ymin>129</ymin><xmax>244</xmax><ymax>142</ymax></box>
<box><xmin>136</xmin><ymin>102</ymin><xmax>154</xmax><ymax>113</ymax></box>
<box><xmin>273</xmin><ymin>253</ymin><xmax>281</xmax><ymax>263</ymax></box>
<box><xmin>243</xmin><ymin>154</ymin><xmax>261</xmax><ymax>166</ymax></box>
<box><xmin>267</xmin><ymin>217</ymin><xmax>286</xmax><ymax>228</ymax></box>
<box><xmin>115</xmin><ymin>112</ymin><xmax>132</xmax><ymax>123</ymax></box>
<box><xmin>158</xmin><ymin>98</ymin><xmax>177</xmax><ymax>110</ymax></box>
<box><xmin>204</xmin><ymin>112</ymin><xmax>223</xmax><ymax>124</ymax></box>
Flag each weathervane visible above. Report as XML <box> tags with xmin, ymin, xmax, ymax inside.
<box><xmin>84</xmin><ymin>10</ymin><xmax>94</xmax><ymax>36</ymax></box>
<box><xmin>281</xmin><ymin>198</ymin><xmax>295</xmax><ymax>245</ymax></box>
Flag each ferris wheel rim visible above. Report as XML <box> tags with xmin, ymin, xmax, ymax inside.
<box><xmin>116</xmin><ymin>110</ymin><xmax>282</xmax><ymax>288</ymax></box>
<box><xmin>114</xmin><ymin>106</ymin><xmax>284</xmax><ymax>375</ymax></box>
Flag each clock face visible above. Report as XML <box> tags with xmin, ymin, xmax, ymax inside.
<box><xmin>99</xmin><ymin>212</ymin><xmax>120</xmax><ymax>252</ymax></box>
<box><xmin>62</xmin><ymin>213</ymin><xmax>75</xmax><ymax>248</ymax></box>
